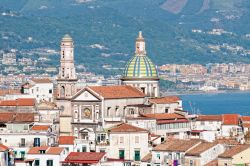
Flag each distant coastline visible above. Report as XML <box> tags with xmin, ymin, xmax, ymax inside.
<box><xmin>162</xmin><ymin>90</ymin><xmax>250</xmax><ymax>96</ymax></box>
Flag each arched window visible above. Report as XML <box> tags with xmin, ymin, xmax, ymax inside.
<box><xmin>61</xmin><ymin>86</ymin><xmax>65</xmax><ymax>98</ymax></box>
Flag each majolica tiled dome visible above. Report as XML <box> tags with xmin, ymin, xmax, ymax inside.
<box><xmin>122</xmin><ymin>31</ymin><xmax>159</xmax><ymax>80</ymax></box>
<box><xmin>123</xmin><ymin>55</ymin><xmax>158</xmax><ymax>79</ymax></box>
<box><xmin>62</xmin><ymin>34</ymin><xmax>73</xmax><ymax>42</ymax></box>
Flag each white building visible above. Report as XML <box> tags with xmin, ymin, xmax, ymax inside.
<box><xmin>21</xmin><ymin>78</ymin><xmax>54</xmax><ymax>103</ymax></box>
<box><xmin>108</xmin><ymin>123</ymin><xmax>149</xmax><ymax>165</ymax></box>
<box><xmin>26</xmin><ymin>146</ymin><xmax>67</xmax><ymax>166</ymax></box>
<box><xmin>0</xmin><ymin>144</ymin><xmax>12</xmax><ymax>166</ymax></box>
<box><xmin>149</xmin><ymin>96</ymin><xmax>183</xmax><ymax>114</ymax></box>
<box><xmin>185</xmin><ymin>142</ymin><xmax>225</xmax><ymax>166</ymax></box>
<box><xmin>150</xmin><ymin>139</ymin><xmax>202</xmax><ymax>166</ymax></box>
<box><xmin>0</xmin><ymin>112</ymin><xmax>56</xmax><ymax>161</ymax></box>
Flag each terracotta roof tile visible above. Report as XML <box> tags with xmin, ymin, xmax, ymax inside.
<box><xmin>222</xmin><ymin>114</ymin><xmax>239</xmax><ymax>125</ymax></box>
<box><xmin>28</xmin><ymin>146</ymin><xmax>49</xmax><ymax>154</ymax></box>
<box><xmin>0</xmin><ymin>144</ymin><xmax>8</xmax><ymax>151</ymax></box>
<box><xmin>149</xmin><ymin>96</ymin><xmax>180</xmax><ymax>104</ymax></box>
<box><xmin>153</xmin><ymin>139</ymin><xmax>202</xmax><ymax>152</ymax></box>
<box><xmin>241</xmin><ymin>116</ymin><xmax>250</xmax><ymax>122</ymax></box>
<box><xmin>197</xmin><ymin>115</ymin><xmax>222</xmax><ymax>121</ymax></box>
<box><xmin>31</xmin><ymin>125</ymin><xmax>50</xmax><ymax>131</ymax></box>
<box><xmin>142</xmin><ymin>113</ymin><xmax>185</xmax><ymax>120</ymax></box>
<box><xmin>59</xmin><ymin>136</ymin><xmax>75</xmax><ymax>145</ymax></box>
<box><xmin>157</xmin><ymin>119</ymin><xmax>188</xmax><ymax>124</ymax></box>
<box><xmin>219</xmin><ymin>145</ymin><xmax>250</xmax><ymax>158</ymax></box>
<box><xmin>243</xmin><ymin>123</ymin><xmax>250</xmax><ymax>128</ymax></box>
<box><xmin>204</xmin><ymin>159</ymin><xmax>218</xmax><ymax>166</ymax></box>
<box><xmin>64</xmin><ymin>152</ymin><xmax>105</xmax><ymax>164</ymax></box>
<box><xmin>141</xmin><ymin>153</ymin><xmax>152</xmax><ymax>162</ymax></box>
<box><xmin>186</xmin><ymin>142</ymin><xmax>218</xmax><ymax>156</ymax></box>
<box><xmin>0</xmin><ymin>89</ymin><xmax>21</xmax><ymax>96</ymax></box>
<box><xmin>215</xmin><ymin>138</ymin><xmax>239</xmax><ymax>145</ymax></box>
<box><xmin>31</xmin><ymin>78</ymin><xmax>52</xmax><ymax>84</ymax></box>
<box><xmin>88</xmin><ymin>85</ymin><xmax>145</xmax><ymax>99</ymax></box>
<box><xmin>109</xmin><ymin>123</ymin><xmax>148</xmax><ymax>133</ymax></box>
<box><xmin>28</xmin><ymin>147</ymin><xmax>64</xmax><ymax>155</ymax></box>
<box><xmin>0</xmin><ymin>112</ymin><xmax>35</xmax><ymax>123</ymax></box>
<box><xmin>46</xmin><ymin>147</ymin><xmax>64</xmax><ymax>155</ymax></box>
<box><xmin>0</xmin><ymin>98</ymin><xmax>36</xmax><ymax>106</ymax></box>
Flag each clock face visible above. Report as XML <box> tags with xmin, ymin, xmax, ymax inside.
<box><xmin>83</xmin><ymin>108</ymin><xmax>91</xmax><ymax>118</ymax></box>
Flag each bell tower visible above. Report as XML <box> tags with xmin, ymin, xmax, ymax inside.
<box><xmin>56</xmin><ymin>34</ymin><xmax>78</xmax><ymax>136</ymax></box>
<box><xmin>135</xmin><ymin>31</ymin><xmax>146</xmax><ymax>55</ymax></box>
<box><xmin>57</xmin><ymin>34</ymin><xmax>77</xmax><ymax>99</ymax></box>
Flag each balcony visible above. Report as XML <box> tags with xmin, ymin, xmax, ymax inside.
<box><xmin>75</xmin><ymin>139</ymin><xmax>90</xmax><ymax>144</ymax></box>
<box><xmin>104</xmin><ymin>117</ymin><xmax>122</xmax><ymax>122</ymax></box>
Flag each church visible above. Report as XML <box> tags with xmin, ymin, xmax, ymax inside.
<box><xmin>56</xmin><ymin>32</ymin><xmax>185</xmax><ymax>161</ymax></box>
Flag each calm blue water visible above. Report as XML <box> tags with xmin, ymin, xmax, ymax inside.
<box><xmin>180</xmin><ymin>92</ymin><xmax>250</xmax><ymax>116</ymax></box>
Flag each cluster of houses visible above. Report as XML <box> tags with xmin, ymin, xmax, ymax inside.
<box><xmin>0</xmin><ymin>32</ymin><xmax>250</xmax><ymax>166</ymax></box>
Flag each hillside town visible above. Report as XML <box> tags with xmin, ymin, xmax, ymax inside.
<box><xmin>0</xmin><ymin>32</ymin><xmax>250</xmax><ymax>166</ymax></box>
<box><xmin>159</xmin><ymin>63</ymin><xmax>250</xmax><ymax>92</ymax></box>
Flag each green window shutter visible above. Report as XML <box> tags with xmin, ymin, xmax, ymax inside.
<box><xmin>134</xmin><ymin>150</ymin><xmax>140</xmax><ymax>161</ymax></box>
<box><xmin>119</xmin><ymin>150</ymin><xmax>125</xmax><ymax>159</ymax></box>
<box><xmin>35</xmin><ymin>160</ymin><xmax>40</xmax><ymax>166</ymax></box>
<box><xmin>47</xmin><ymin>160</ymin><xmax>53</xmax><ymax>166</ymax></box>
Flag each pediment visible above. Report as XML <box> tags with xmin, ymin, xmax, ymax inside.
<box><xmin>72</xmin><ymin>89</ymin><xmax>100</xmax><ymax>101</ymax></box>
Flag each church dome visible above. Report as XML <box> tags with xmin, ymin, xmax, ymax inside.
<box><xmin>61</xmin><ymin>34</ymin><xmax>73</xmax><ymax>42</ymax></box>
<box><xmin>123</xmin><ymin>56</ymin><xmax>158</xmax><ymax>79</ymax></box>
<box><xmin>122</xmin><ymin>31</ymin><xmax>159</xmax><ymax>80</ymax></box>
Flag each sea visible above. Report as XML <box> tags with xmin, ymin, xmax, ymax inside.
<box><xmin>180</xmin><ymin>91</ymin><xmax>250</xmax><ymax>116</ymax></box>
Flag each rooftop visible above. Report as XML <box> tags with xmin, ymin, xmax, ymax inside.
<box><xmin>149</xmin><ymin>96</ymin><xmax>180</xmax><ymax>104</ymax></box>
<box><xmin>59</xmin><ymin>136</ymin><xmax>75</xmax><ymax>145</ymax></box>
<box><xmin>204</xmin><ymin>159</ymin><xmax>218</xmax><ymax>166</ymax></box>
<box><xmin>222</xmin><ymin>114</ymin><xmax>239</xmax><ymax>125</ymax></box>
<box><xmin>0</xmin><ymin>112</ymin><xmax>35</xmax><ymax>123</ymax></box>
<box><xmin>109</xmin><ymin>123</ymin><xmax>148</xmax><ymax>133</ymax></box>
<box><xmin>153</xmin><ymin>139</ymin><xmax>202</xmax><ymax>152</ymax></box>
<box><xmin>31</xmin><ymin>78</ymin><xmax>52</xmax><ymax>84</ymax></box>
<box><xmin>142</xmin><ymin>113</ymin><xmax>185</xmax><ymax>120</ymax></box>
<box><xmin>63</xmin><ymin>152</ymin><xmax>105</xmax><ymax>164</ymax></box>
<box><xmin>0</xmin><ymin>144</ymin><xmax>8</xmax><ymax>151</ymax></box>
<box><xmin>28</xmin><ymin>146</ymin><xmax>64</xmax><ymax>155</ymax></box>
<box><xmin>141</xmin><ymin>153</ymin><xmax>152</xmax><ymax>162</ymax></box>
<box><xmin>0</xmin><ymin>98</ymin><xmax>36</xmax><ymax>106</ymax></box>
<box><xmin>88</xmin><ymin>85</ymin><xmax>145</xmax><ymax>99</ymax></box>
<box><xmin>219</xmin><ymin>145</ymin><xmax>250</xmax><ymax>158</ymax></box>
<box><xmin>241</xmin><ymin>116</ymin><xmax>250</xmax><ymax>122</ymax></box>
<box><xmin>31</xmin><ymin>125</ymin><xmax>50</xmax><ymax>131</ymax></box>
<box><xmin>186</xmin><ymin>142</ymin><xmax>218</xmax><ymax>156</ymax></box>
<box><xmin>197</xmin><ymin>115</ymin><xmax>222</xmax><ymax>121</ymax></box>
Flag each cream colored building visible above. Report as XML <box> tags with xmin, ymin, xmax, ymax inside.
<box><xmin>185</xmin><ymin>142</ymin><xmax>225</xmax><ymax>166</ymax></box>
<box><xmin>218</xmin><ymin>144</ymin><xmax>250</xmax><ymax>166</ymax></box>
<box><xmin>107</xmin><ymin>123</ymin><xmax>149</xmax><ymax>165</ymax></box>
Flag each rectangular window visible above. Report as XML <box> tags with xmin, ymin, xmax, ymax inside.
<box><xmin>119</xmin><ymin>150</ymin><xmax>125</xmax><ymax>159</ymax></box>
<box><xmin>97</xmin><ymin>133</ymin><xmax>106</xmax><ymax>143</ymax></box>
<box><xmin>82</xmin><ymin>146</ymin><xmax>87</xmax><ymax>152</ymax></box>
<box><xmin>34</xmin><ymin>160</ymin><xmax>40</xmax><ymax>166</ymax></box>
<box><xmin>20</xmin><ymin>138</ymin><xmax>25</xmax><ymax>147</ymax></box>
<box><xmin>20</xmin><ymin>151</ymin><xmax>25</xmax><ymax>159</ymax></box>
<box><xmin>119</xmin><ymin>136</ymin><xmax>124</xmax><ymax>144</ymax></box>
<box><xmin>156</xmin><ymin>153</ymin><xmax>160</xmax><ymax>159</ymax></box>
<box><xmin>135</xmin><ymin>136</ymin><xmax>139</xmax><ymax>144</ymax></box>
<box><xmin>190</xmin><ymin>160</ymin><xmax>193</xmax><ymax>166</ymax></box>
<box><xmin>47</xmin><ymin>160</ymin><xmax>53</xmax><ymax>166</ymax></box>
<box><xmin>165</xmin><ymin>108</ymin><xmax>169</xmax><ymax>113</ymax></box>
<box><xmin>49</xmin><ymin>89</ymin><xmax>52</xmax><ymax>94</ymax></box>
<box><xmin>33</xmin><ymin>138</ymin><xmax>40</xmax><ymax>147</ymax></box>
<box><xmin>134</xmin><ymin>150</ymin><xmax>140</xmax><ymax>161</ymax></box>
